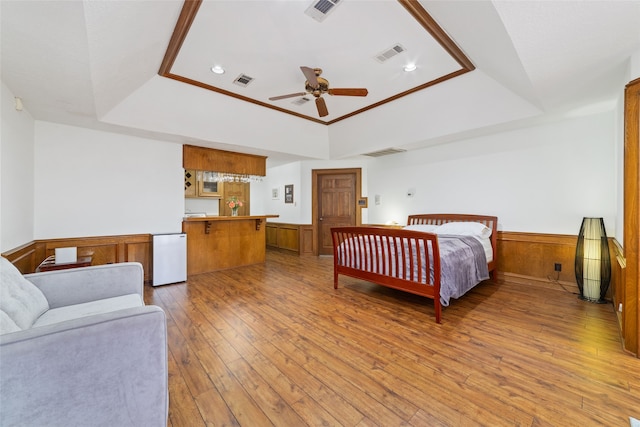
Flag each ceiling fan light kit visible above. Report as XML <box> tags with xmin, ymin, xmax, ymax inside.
<box><xmin>269</xmin><ymin>66</ymin><xmax>368</xmax><ymax>118</ymax></box>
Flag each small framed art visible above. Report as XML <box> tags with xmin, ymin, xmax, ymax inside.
<box><xmin>284</xmin><ymin>184</ymin><xmax>294</xmax><ymax>203</ymax></box>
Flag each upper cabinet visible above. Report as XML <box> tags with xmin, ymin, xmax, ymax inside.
<box><xmin>183</xmin><ymin>146</ymin><xmax>265</xmax><ymax>210</ymax></box>
<box><xmin>184</xmin><ymin>169</ymin><xmax>197</xmax><ymax>197</ymax></box>
<box><xmin>198</xmin><ymin>171</ymin><xmax>223</xmax><ymax>197</ymax></box>
<box><xmin>183</xmin><ymin>145</ymin><xmax>266</xmax><ymax>176</ymax></box>
<box><xmin>185</xmin><ymin>169</ymin><xmax>224</xmax><ymax>198</ymax></box>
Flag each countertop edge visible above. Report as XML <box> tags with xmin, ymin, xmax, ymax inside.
<box><xmin>183</xmin><ymin>215</ymin><xmax>279</xmax><ymax>222</ymax></box>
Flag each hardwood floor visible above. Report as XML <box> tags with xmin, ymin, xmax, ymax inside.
<box><xmin>144</xmin><ymin>249</ymin><xmax>640</xmax><ymax>427</ymax></box>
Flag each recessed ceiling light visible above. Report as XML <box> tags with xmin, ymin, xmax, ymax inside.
<box><xmin>403</xmin><ymin>63</ymin><xmax>417</xmax><ymax>72</ymax></box>
<box><xmin>211</xmin><ymin>65</ymin><xmax>225</xmax><ymax>75</ymax></box>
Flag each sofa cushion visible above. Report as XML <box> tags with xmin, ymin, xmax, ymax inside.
<box><xmin>0</xmin><ymin>309</ymin><xmax>21</xmax><ymax>334</ymax></box>
<box><xmin>0</xmin><ymin>257</ymin><xmax>49</xmax><ymax>330</ymax></box>
<box><xmin>33</xmin><ymin>294</ymin><xmax>143</xmax><ymax>328</ymax></box>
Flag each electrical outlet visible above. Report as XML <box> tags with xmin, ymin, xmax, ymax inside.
<box><xmin>554</xmin><ymin>263</ymin><xmax>562</xmax><ymax>272</ymax></box>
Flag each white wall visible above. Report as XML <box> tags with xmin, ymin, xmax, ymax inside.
<box><xmin>33</xmin><ymin>122</ymin><xmax>184</xmax><ymax>239</ymax></box>
<box><xmin>630</xmin><ymin>48</ymin><xmax>640</xmax><ymax>80</ymax></box>
<box><xmin>262</xmin><ymin>159</ymin><xmax>370</xmax><ymax>224</ymax></box>
<box><xmin>366</xmin><ymin>110</ymin><xmax>616</xmax><ymax>235</ymax></box>
<box><xmin>185</xmin><ymin>197</ymin><xmax>220</xmax><ymax>216</ymax></box>
<box><xmin>257</xmin><ymin>162</ymin><xmax>302</xmax><ymax>223</ymax></box>
<box><xmin>1</xmin><ymin>82</ymin><xmax>35</xmax><ymax>252</ymax></box>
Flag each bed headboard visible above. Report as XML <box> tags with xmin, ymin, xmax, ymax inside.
<box><xmin>407</xmin><ymin>214</ymin><xmax>498</xmax><ymax>270</ymax></box>
<box><xmin>407</xmin><ymin>214</ymin><xmax>497</xmax><ymax>231</ymax></box>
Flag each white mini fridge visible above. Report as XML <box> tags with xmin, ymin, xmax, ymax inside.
<box><xmin>152</xmin><ymin>233</ymin><xmax>187</xmax><ymax>286</ymax></box>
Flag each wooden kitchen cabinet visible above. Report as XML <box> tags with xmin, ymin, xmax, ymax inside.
<box><xmin>222</xmin><ymin>182</ymin><xmax>250</xmax><ymax>216</ymax></box>
<box><xmin>197</xmin><ymin>171</ymin><xmax>224</xmax><ymax>197</ymax></box>
<box><xmin>185</xmin><ymin>169</ymin><xmax>224</xmax><ymax>198</ymax></box>
<box><xmin>184</xmin><ymin>169</ymin><xmax>197</xmax><ymax>197</ymax></box>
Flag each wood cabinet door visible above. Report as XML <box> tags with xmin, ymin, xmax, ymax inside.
<box><xmin>197</xmin><ymin>171</ymin><xmax>224</xmax><ymax>197</ymax></box>
<box><xmin>184</xmin><ymin>169</ymin><xmax>197</xmax><ymax>197</ymax></box>
<box><xmin>222</xmin><ymin>182</ymin><xmax>250</xmax><ymax>215</ymax></box>
<box><xmin>317</xmin><ymin>173</ymin><xmax>356</xmax><ymax>255</ymax></box>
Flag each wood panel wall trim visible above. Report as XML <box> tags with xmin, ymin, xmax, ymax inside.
<box><xmin>183</xmin><ymin>145</ymin><xmax>267</xmax><ymax>176</ymax></box>
<box><xmin>397</xmin><ymin>0</ymin><xmax>474</xmax><ymax>71</ymax></box>
<box><xmin>613</xmin><ymin>239</ymin><xmax>626</xmax><ymax>269</ymax></box>
<box><xmin>158</xmin><ymin>0</ymin><xmax>202</xmax><ymax>75</ymax></box>
<box><xmin>265</xmin><ymin>222</ymin><xmax>314</xmax><ymax>255</ymax></box>
<box><xmin>497</xmin><ymin>231</ymin><xmax>577</xmax><ymax>244</ymax></box>
<box><xmin>2</xmin><ymin>235</ymin><xmax>153</xmax><ymax>282</ymax></box>
<box><xmin>1</xmin><ymin>241</ymin><xmax>38</xmax><ymax>274</ymax></box>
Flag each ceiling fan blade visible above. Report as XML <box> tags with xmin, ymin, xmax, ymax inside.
<box><xmin>328</xmin><ymin>88</ymin><xmax>368</xmax><ymax>97</ymax></box>
<box><xmin>316</xmin><ymin>97</ymin><xmax>328</xmax><ymax>117</ymax></box>
<box><xmin>300</xmin><ymin>66</ymin><xmax>319</xmax><ymax>88</ymax></box>
<box><xmin>269</xmin><ymin>92</ymin><xmax>307</xmax><ymax>101</ymax></box>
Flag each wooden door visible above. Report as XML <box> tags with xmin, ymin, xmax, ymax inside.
<box><xmin>222</xmin><ymin>182</ymin><xmax>250</xmax><ymax>216</ymax></box>
<box><xmin>317</xmin><ymin>172</ymin><xmax>357</xmax><ymax>255</ymax></box>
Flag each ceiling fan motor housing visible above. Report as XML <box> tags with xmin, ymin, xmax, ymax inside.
<box><xmin>306</xmin><ymin>77</ymin><xmax>329</xmax><ymax>97</ymax></box>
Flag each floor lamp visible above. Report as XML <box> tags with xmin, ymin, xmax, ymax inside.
<box><xmin>574</xmin><ymin>217</ymin><xmax>611</xmax><ymax>303</ymax></box>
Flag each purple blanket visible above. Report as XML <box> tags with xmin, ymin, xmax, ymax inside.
<box><xmin>436</xmin><ymin>235</ymin><xmax>489</xmax><ymax>306</ymax></box>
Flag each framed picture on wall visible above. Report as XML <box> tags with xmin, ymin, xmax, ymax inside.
<box><xmin>284</xmin><ymin>184</ymin><xmax>294</xmax><ymax>203</ymax></box>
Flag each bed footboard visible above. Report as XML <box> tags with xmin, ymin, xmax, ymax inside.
<box><xmin>331</xmin><ymin>227</ymin><xmax>443</xmax><ymax>323</ymax></box>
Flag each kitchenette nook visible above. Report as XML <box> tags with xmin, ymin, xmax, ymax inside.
<box><xmin>183</xmin><ymin>145</ymin><xmax>278</xmax><ymax>275</ymax></box>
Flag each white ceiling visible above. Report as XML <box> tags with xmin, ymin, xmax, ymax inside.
<box><xmin>2</xmin><ymin>0</ymin><xmax>639</xmax><ymax>166</ymax></box>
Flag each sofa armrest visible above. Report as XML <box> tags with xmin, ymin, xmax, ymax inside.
<box><xmin>24</xmin><ymin>262</ymin><xmax>144</xmax><ymax>309</ymax></box>
<box><xmin>0</xmin><ymin>305</ymin><xmax>168</xmax><ymax>427</ymax></box>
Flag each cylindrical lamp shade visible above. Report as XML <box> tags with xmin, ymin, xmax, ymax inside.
<box><xmin>574</xmin><ymin>217</ymin><xmax>611</xmax><ymax>303</ymax></box>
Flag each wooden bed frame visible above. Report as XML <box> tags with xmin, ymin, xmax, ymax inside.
<box><xmin>331</xmin><ymin>214</ymin><xmax>498</xmax><ymax>323</ymax></box>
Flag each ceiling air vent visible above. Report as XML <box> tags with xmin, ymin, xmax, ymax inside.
<box><xmin>233</xmin><ymin>74</ymin><xmax>254</xmax><ymax>87</ymax></box>
<box><xmin>292</xmin><ymin>97</ymin><xmax>311</xmax><ymax>106</ymax></box>
<box><xmin>305</xmin><ymin>0</ymin><xmax>342</xmax><ymax>22</ymax></box>
<box><xmin>363</xmin><ymin>148</ymin><xmax>407</xmax><ymax>157</ymax></box>
<box><xmin>374</xmin><ymin>44</ymin><xmax>406</xmax><ymax>63</ymax></box>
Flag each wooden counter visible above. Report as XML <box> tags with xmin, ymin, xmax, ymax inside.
<box><xmin>182</xmin><ymin>215</ymin><xmax>278</xmax><ymax>275</ymax></box>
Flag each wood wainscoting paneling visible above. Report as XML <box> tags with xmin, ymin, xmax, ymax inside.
<box><xmin>496</xmin><ymin>232</ymin><xmax>623</xmax><ymax>309</ymax></box>
<box><xmin>2</xmin><ymin>234</ymin><xmax>152</xmax><ymax>282</ymax></box>
<box><xmin>299</xmin><ymin>225</ymin><xmax>314</xmax><ymax>256</ymax></box>
<box><xmin>611</xmin><ymin>241</ymin><xmax>626</xmax><ymax>330</ymax></box>
<box><xmin>266</xmin><ymin>222</ymin><xmax>314</xmax><ymax>256</ymax></box>
<box><xmin>496</xmin><ymin>231</ymin><xmax>579</xmax><ymax>291</ymax></box>
<box><xmin>1</xmin><ymin>241</ymin><xmax>39</xmax><ymax>274</ymax></box>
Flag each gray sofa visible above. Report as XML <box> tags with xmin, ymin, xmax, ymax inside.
<box><xmin>0</xmin><ymin>256</ymin><xmax>168</xmax><ymax>427</ymax></box>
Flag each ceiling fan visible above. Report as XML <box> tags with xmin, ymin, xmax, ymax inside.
<box><xmin>269</xmin><ymin>66</ymin><xmax>368</xmax><ymax>118</ymax></box>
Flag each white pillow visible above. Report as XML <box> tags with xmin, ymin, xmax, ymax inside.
<box><xmin>435</xmin><ymin>221</ymin><xmax>492</xmax><ymax>238</ymax></box>
<box><xmin>0</xmin><ymin>257</ymin><xmax>49</xmax><ymax>330</ymax></box>
<box><xmin>403</xmin><ymin>224</ymin><xmax>439</xmax><ymax>233</ymax></box>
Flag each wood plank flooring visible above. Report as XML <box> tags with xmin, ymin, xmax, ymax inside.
<box><xmin>144</xmin><ymin>249</ymin><xmax>640</xmax><ymax>426</ymax></box>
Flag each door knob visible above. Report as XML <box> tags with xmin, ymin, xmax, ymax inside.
<box><xmin>319</xmin><ymin>217</ymin><xmax>323</xmax><ymax>221</ymax></box>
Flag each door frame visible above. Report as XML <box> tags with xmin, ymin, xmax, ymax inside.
<box><xmin>311</xmin><ymin>168</ymin><xmax>362</xmax><ymax>256</ymax></box>
<box><xmin>623</xmin><ymin>77</ymin><xmax>640</xmax><ymax>356</ymax></box>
